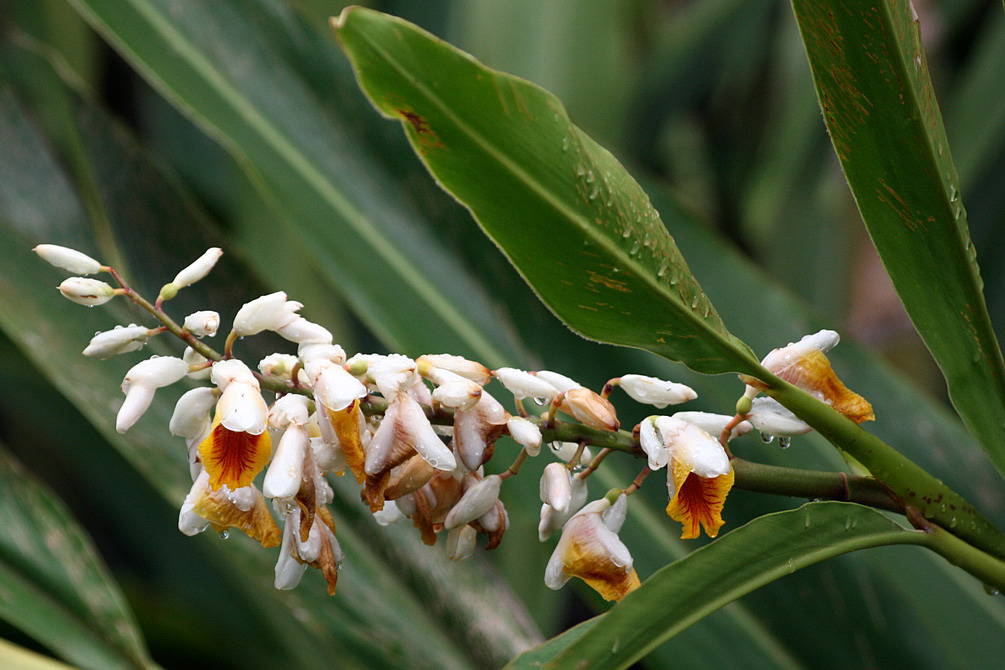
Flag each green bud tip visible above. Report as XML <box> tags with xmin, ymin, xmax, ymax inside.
<box><xmin>604</xmin><ymin>488</ymin><xmax>622</xmax><ymax>505</ymax></box>
<box><xmin>735</xmin><ymin>395</ymin><xmax>752</xmax><ymax>416</ymax></box>
<box><xmin>158</xmin><ymin>282</ymin><xmax>179</xmax><ymax>301</ymax></box>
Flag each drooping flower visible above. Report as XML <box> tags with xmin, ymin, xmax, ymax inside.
<box><xmin>116</xmin><ymin>356</ymin><xmax>190</xmax><ymax>432</ymax></box>
<box><xmin>544</xmin><ymin>494</ymin><xmax>640</xmax><ymax>601</ymax></box>
<box><xmin>178</xmin><ymin>470</ymin><xmax>280</xmax><ymax>548</ymax></box>
<box><xmin>743</xmin><ymin>330</ymin><xmax>874</xmax><ymax>424</ymax></box>
<box><xmin>232</xmin><ymin>292</ymin><xmax>302</xmax><ymax>337</ymax></box>
<box><xmin>198</xmin><ymin>360</ymin><xmax>272</xmax><ymax>490</ymax></box>
<box><xmin>641</xmin><ymin>416</ymin><xmax>734</xmax><ymax>539</ymax></box>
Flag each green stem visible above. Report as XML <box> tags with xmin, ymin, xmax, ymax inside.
<box><xmin>907</xmin><ymin>508</ymin><xmax>1005</xmax><ymax>591</ymax></box>
<box><xmin>767</xmin><ymin>376</ymin><xmax>1005</xmax><ymax>561</ymax></box>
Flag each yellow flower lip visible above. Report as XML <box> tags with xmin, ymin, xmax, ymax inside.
<box><xmin>199</xmin><ymin>414</ymin><xmax>272</xmax><ymax>490</ymax></box>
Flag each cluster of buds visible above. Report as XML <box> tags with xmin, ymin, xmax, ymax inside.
<box><xmin>35</xmin><ymin>244</ymin><xmax>873</xmax><ymax>602</ymax></box>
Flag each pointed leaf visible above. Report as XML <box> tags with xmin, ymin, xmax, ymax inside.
<box><xmin>512</xmin><ymin>503</ymin><xmax>926</xmax><ymax>670</ymax></box>
<box><xmin>334</xmin><ymin>7</ymin><xmax>760</xmax><ymax>376</ymax></box>
<box><xmin>791</xmin><ymin>0</ymin><xmax>1005</xmax><ymax>478</ymax></box>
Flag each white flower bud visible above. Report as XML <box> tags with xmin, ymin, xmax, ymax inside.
<box><xmin>172</xmin><ymin>248</ymin><xmax>222</xmax><ymax>289</ymax></box>
<box><xmin>535</xmin><ymin>370</ymin><xmax>582</xmax><ymax>394</ymax></box>
<box><xmin>367</xmin><ymin>354</ymin><xmax>418</xmax><ymax>398</ymax></box>
<box><xmin>258</xmin><ymin>353</ymin><xmax>299</xmax><ymax>379</ymax></box>
<box><xmin>540</xmin><ymin>462</ymin><xmax>572</xmax><ymax>513</ymax></box>
<box><xmin>178</xmin><ymin>470</ymin><xmax>211</xmax><ymax>536</ymax></box>
<box><xmin>657</xmin><ymin>416</ymin><xmax>730</xmax><ymax>479</ymax></box>
<box><xmin>210</xmin><ymin>359</ymin><xmax>258</xmax><ymax>390</ymax></box>
<box><xmin>232</xmin><ymin>292</ymin><xmax>301</xmax><ymax>336</ymax></box>
<box><xmin>268</xmin><ymin>394</ymin><xmax>310</xmax><ymax>429</ymax></box>
<box><xmin>183</xmin><ymin>347</ymin><xmax>211</xmax><ymax>380</ymax></box>
<box><xmin>746</xmin><ymin>397</ymin><xmax>812</xmax><ymax>437</ymax></box>
<box><xmin>444</xmin><ymin>475</ymin><xmax>502</xmax><ymax>529</ymax></box>
<box><xmin>82</xmin><ymin>324</ymin><xmax>151</xmax><ymax>359</ymax></box>
<box><xmin>638</xmin><ymin>417</ymin><xmax>669</xmax><ymax>470</ymax></box>
<box><xmin>493</xmin><ymin>367</ymin><xmax>557</xmax><ymax>401</ymax></box>
<box><xmin>305</xmin><ymin>359</ymin><xmax>367</xmax><ymax>412</ymax></box>
<box><xmin>673</xmin><ymin>411</ymin><xmax>752</xmax><ymax>441</ymax></box>
<box><xmin>372</xmin><ymin>499</ymin><xmax>404</xmax><ymax>526</ymax></box>
<box><xmin>58</xmin><ymin>277</ymin><xmax>116</xmax><ymax>306</ymax></box>
<box><xmin>215</xmin><ymin>379</ymin><xmax>268</xmax><ymax>435</ymax></box>
<box><xmin>417</xmin><ymin>354</ymin><xmax>492</xmax><ymax>385</ymax></box>
<box><xmin>507</xmin><ymin>416</ymin><xmax>542</xmax><ymax>456</ymax></box>
<box><xmin>169</xmin><ymin>387</ymin><xmax>217</xmax><ymax>439</ymax></box>
<box><xmin>431</xmin><ymin>378</ymin><xmax>482</xmax><ymax>410</ymax></box>
<box><xmin>275</xmin><ymin>317</ymin><xmax>332</xmax><ymax>345</ymax></box>
<box><xmin>183</xmin><ymin>311</ymin><xmax>220</xmax><ymax>338</ymax></box>
<box><xmin>33</xmin><ymin>244</ymin><xmax>102</xmax><ymax>274</ymax></box>
<box><xmin>117</xmin><ymin>356</ymin><xmax>189</xmax><ymax>432</ymax></box>
<box><xmin>618</xmin><ymin>374</ymin><xmax>696</xmax><ymax>408</ymax></box>
<box><xmin>446</xmin><ymin>524</ymin><xmax>478</xmax><ymax>561</ymax></box>
<box><xmin>263</xmin><ymin>424</ymin><xmax>309</xmax><ymax>499</ymax></box>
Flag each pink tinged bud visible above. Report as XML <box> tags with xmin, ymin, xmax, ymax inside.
<box><xmin>183</xmin><ymin>311</ymin><xmax>220</xmax><ymax>338</ymax></box>
<box><xmin>183</xmin><ymin>347</ymin><xmax>211</xmax><ymax>380</ymax></box>
<box><xmin>674</xmin><ymin>411</ymin><xmax>752</xmax><ymax>441</ymax></box>
<box><xmin>216</xmin><ymin>380</ymin><xmax>269</xmax><ymax>435</ymax></box>
<box><xmin>540</xmin><ymin>462</ymin><xmax>572</xmax><ymax>513</ymax></box>
<box><xmin>34</xmin><ymin>244</ymin><xmax>102</xmax><ymax>274</ymax></box>
<box><xmin>372</xmin><ymin>499</ymin><xmax>404</xmax><ymax>526</ymax></box>
<box><xmin>746</xmin><ymin>398</ymin><xmax>812</xmax><ymax>437</ymax></box>
<box><xmin>535</xmin><ymin>370</ymin><xmax>582</xmax><ymax>394</ymax></box>
<box><xmin>417</xmin><ymin>354</ymin><xmax>492</xmax><ymax>385</ymax></box>
<box><xmin>638</xmin><ymin>417</ymin><xmax>669</xmax><ymax>470</ymax></box>
<box><xmin>117</xmin><ymin>356</ymin><xmax>189</xmax><ymax>432</ymax></box>
<box><xmin>59</xmin><ymin>277</ymin><xmax>116</xmax><ymax>306</ymax></box>
<box><xmin>172</xmin><ymin>248</ymin><xmax>222</xmax><ymax>289</ymax></box>
<box><xmin>263</xmin><ymin>424</ymin><xmax>309</xmax><ymax>499</ymax></box>
<box><xmin>232</xmin><ymin>292</ymin><xmax>301</xmax><ymax>336</ymax></box>
<box><xmin>507</xmin><ymin>416</ymin><xmax>542</xmax><ymax>456</ymax></box>
<box><xmin>493</xmin><ymin>367</ymin><xmax>557</xmax><ymax>401</ymax></box>
<box><xmin>618</xmin><ymin>374</ymin><xmax>697</xmax><ymax>408</ymax></box>
<box><xmin>170</xmin><ymin>387</ymin><xmax>217</xmax><ymax>440</ymax></box>
<box><xmin>446</xmin><ymin>524</ymin><xmax>478</xmax><ymax>561</ymax></box>
<box><xmin>82</xmin><ymin>324</ymin><xmax>151</xmax><ymax>359</ymax></box>
<box><xmin>274</xmin><ymin>513</ymin><xmax>308</xmax><ymax>590</ymax></box>
<box><xmin>275</xmin><ymin>317</ymin><xmax>332</xmax><ymax>345</ymax></box>
<box><xmin>306</xmin><ymin>360</ymin><xmax>367</xmax><ymax>412</ymax></box>
<box><xmin>561</xmin><ymin>388</ymin><xmax>619</xmax><ymax>431</ymax></box>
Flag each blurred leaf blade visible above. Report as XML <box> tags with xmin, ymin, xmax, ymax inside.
<box><xmin>63</xmin><ymin>0</ymin><xmax>525</xmax><ymax>366</ymax></box>
<box><xmin>517</xmin><ymin>503</ymin><xmax>924</xmax><ymax>670</ymax></box>
<box><xmin>791</xmin><ymin>0</ymin><xmax>1005</xmax><ymax>478</ymax></box>
<box><xmin>0</xmin><ymin>443</ymin><xmax>153</xmax><ymax>670</ymax></box>
<box><xmin>334</xmin><ymin>7</ymin><xmax>761</xmax><ymax>377</ymax></box>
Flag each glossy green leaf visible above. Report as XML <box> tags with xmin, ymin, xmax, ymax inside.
<box><xmin>791</xmin><ymin>0</ymin><xmax>1005</xmax><ymax>478</ymax></box>
<box><xmin>334</xmin><ymin>7</ymin><xmax>760</xmax><ymax>377</ymax></box>
<box><xmin>0</xmin><ymin>444</ymin><xmax>152</xmax><ymax>670</ymax></box>
<box><xmin>510</xmin><ymin>503</ymin><xmax>927</xmax><ymax>670</ymax></box>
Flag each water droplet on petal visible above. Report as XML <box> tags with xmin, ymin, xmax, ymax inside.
<box><xmin>777</xmin><ymin>436</ymin><xmax>791</xmax><ymax>449</ymax></box>
<box><xmin>759</xmin><ymin>432</ymin><xmax>775</xmax><ymax>444</ymax></box>
<box><xmin>218</xmin><ymin>530</ymin><xmax>230</xmax><ymax>540</ymax></box>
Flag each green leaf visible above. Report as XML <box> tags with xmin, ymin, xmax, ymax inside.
<box><xmin>510</xmin><ymin>502</ymin><xmax>927</xmax><ymax>670</ymax></box>
<box><xmin>0</xmin><ymin>444</ymin><xmax>153</xmax><ymax>670</ymax></box>
<box><xmin>791</xmin><ymin>0</ymin><xmax>1005</xmax><ymax>478</ymax></box>
<box><xmin>64</xmin><ymin>0</ymin><xmax>525</xmax><ymax>367</ymax></box>
<box><xmin>334</xmin><ymin>7</ymin><xmax>760</xmax><ymax>376</ymax></box>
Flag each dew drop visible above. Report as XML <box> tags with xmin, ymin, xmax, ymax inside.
<box><xmin>984</xmin><ymin>584</ymin><xmax>1001</xmax><ymax>596</ymax></box>
<box><xmin>585</xmin><ymin>170</ymin><xmax>595</xmax><ymax>183</ymax></box>
<box><xmin>621</xmin><ymin>226</ymin><xmax>632</xmax><ymax>239</ymax></box>
<box><xmin>669</xmin><ymin>275</ymin><xmax>679</xmax><ymax>286</ymax></box>
<box><xmin>589</xmin><ymin>183</ymin><xmax>600</xmax><ymax>200</ymax></box>
<box><xmin>572</xmin><ymin>463</ymin><xmax>586</xmax><ymax>473</ymax></box>
<box><xmin>690</xmin><ymin>295</ymin><xmax>699</xmax><ymax>308</ymax></box>
<box><xmin>759</xmin><ymin>432</ymin><xmax>775</xmax><ymax>444</ymax></box>
<box><xmin>532</xmin><ymin>397</ymin><xmax>546</xmax><ymax>406</ymax></box>
<box><xmin>336</xmin><ymin>561</ymin><xmax>345</xmax><ymax>573</ymax></box>
<box><xmin>629</xmin><ymin>239</ymin><xmax>642</xmax><ymax>255</ymax></box>
<box><xmin>218</xmin><ymin>530</ymin><xmax>230</xmax><ymax>540</ymax></box>
<box><xmin>575</xmin><ymin>164</ymin><xmax>588</xmax><ymax>177</ymax></box>
<box><xmin>657</xmin><ymin>259</ymin><xmax>669</xmax><ymax>277</ymax></box>
<box><xmin>561</xmin><ymin>136</ymin><xmax>570</xmax><ymax>151</ymax></box>
<box><xmin>844</xmin><ymin>517</ymin><xmax>852</xmax><ymax>530</ymax></box>
<box><xmin>949</xmin><ymin>516</ymin><xmax>958</xmax><ymax>528</ymax></box>
<box><xmin>777</xmin><ymin>436</ymin><xmax>791</xmax><ymax>449</ymax></box>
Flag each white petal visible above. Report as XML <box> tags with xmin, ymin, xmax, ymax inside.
<box><xmin>674</xmin><ymin>411</ymin><xmax>752</xmax><ymax>441</ymax></box>
<box><xmin>170</xmin><ymin>387</ymin><xmax>217</xmax><ymax>439</ymax></box>
<box><xmin>761</xmin><ymin>329</ymin><xmax>840</xmax><ymax>369</ymax></box>
<box><xmin>372</xmin><ymin>499</ymin><xmax>404</xmax><ymax>526</ymax></box>
<box><xmin>307</xmin><ymin>360</ymin><xmax>367</xmax><ymax>412</ymax></box>
<box><xmin>275</xmin><ymin>317</ymin><xmax>332</xmax><ymax>345</ymax></box>
<box><xmin>263</xmin><ymin>425</ymin><xmax>308</xmax><ymax>499</ymax></box>
<box><xmin>274</xmin><ymin>514</ymin><xmax>307</xmax><ymax>590</ymax></box>
<box><xmin>507</xmin><ymin>416</ymin><xmax>542</xmax><ymax>456</ymax></box>
<box><xmin>539</xmin><ymin>463</ymin><xmax>572</xmax><ymax>513</ymax></box>
<box><xmin>58</xmin><ymin>277</ymin><xmax>115</xmax><ymax>305</ymax></box>
<box><xmin>619</xmin><ymin>374</ymin><xmax>696</xmax><ymax>408</ymax></box>
<box><xmin>121</xmin><ymin>356</ymin><xmax>189</xmax><ymax>392</ymax></box>
<box><xmin>33</xmin><ymin>244</ymin><xmax>102</xmax><ymax>274</ymax></box>
<box><xmin>444</xmin><ymin>475</ymin><xmax>502</xmax><ymax>529</ymax></box>
<box><xmin>116</xmin><ymin>384</ymin><xmax>156</xmax><ymax>433</ymax></box>
<box><xmin>172</xmin><ymin>248</ymin><xmax>222</xmax><ymax>289</ymax></box>
<box><xmin>183</xmin><ymin>311</ymin><xmax>220</xmax><ymax>338</ymax></box>
<box><xmin>493</xmin><ymin>367</ymin><xmax>557</xmax><ymax>401</ymax></box>
<box><xmin>446</xmin><ymin>525</ymin><xmax>477</xmax><ymax>561</ymax></box>
<box><xmin>417</xmin><ymin>354</ymin><xmax>492</xmax><ymax>385</ymax></box>
<box><xmin>268</xmin><ymin>394</ymin><xmax>310</xmax><ymax>429</ymax></box>
<box><xmin>399</xmin><ymin>394</ymin><xmax>456</xmax><ymax>471</ymax></box>
<box><xmin>217</xmin><ymin>381</ymin><xmax>268</xmax><ymax>434</ymax></box>
<box><xmin>232</xmin><ymin>292</ymin><xmax>300</xmax><ymax>336</ymax></box>
<box><xmin>746</xmin><ymin>397</ymin><xmax>813</xmax><ymax>437</ymax></box>
<box><xmin>178</xmin><ymin>470</ymin><xmax>211</xmax><ymax>536</ymax></box>
<box><xmin>639</xmin><ymin>417</ymin><xmax>669</xmax><ymax>470</ymax></box>
<box><xmin>209</xmin><ymin>359</ymin><xmax>258</xmax><ymax>389</ymax></box>
<box><xmin>535</xmin><ymin>370</ymin><xmax>582</xmax><ymax>393</ymax></box>
<box><xmin>602</xmin><ymin>493</ymin><xmax>629</xmax><ymax>534</ymax></box>
<box><xmin>83</xmin><ymin>324</ymin><xmax>150</xmax><ymax>359</ymax></box>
